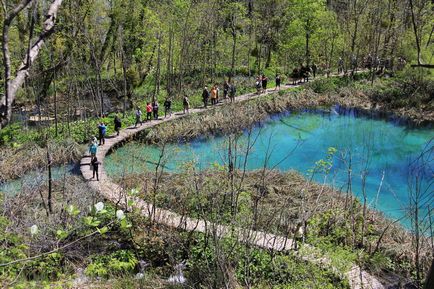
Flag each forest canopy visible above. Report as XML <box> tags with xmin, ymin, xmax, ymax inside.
<box><xmin>0</xmin><ymin>0</ymin><xmax>433</xmax><ymax>128</ymax></box>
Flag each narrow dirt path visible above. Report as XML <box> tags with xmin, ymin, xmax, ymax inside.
<box><xmin>80</xmin><ymin>84</ymin><xmax>384</xmax><ymax>289</ymax></box>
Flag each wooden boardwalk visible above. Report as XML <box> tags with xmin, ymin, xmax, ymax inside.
<box><xmin>80</xmin><ymin>85</ymin><xmax>384</xmax><ymax>289</ymax></box>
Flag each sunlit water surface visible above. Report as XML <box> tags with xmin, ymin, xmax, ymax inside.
<box><xmin>105</xmin><ymin>108</ymin><xmax>433</xmax><ymax>223</ymax></box>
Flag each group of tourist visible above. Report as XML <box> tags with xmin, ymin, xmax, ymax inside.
<box><xmin>88</xmin><ymin>135</ymin><xmax>101</xmax><ymax>181</ymax></box>
<box><xmin>290</xmin><ymin>65</ymin><xmax>316</xmax><ymax>85</ymax></box>
<box><xmin>256</xmin><ymin>74</ymin><xmax>284</xmax><ymax>93</ymax></box>
<box><xmin>255</xmin><ymin>75</ymin><xmax>268</xmax><ymax>94</ymax></box>
<box><xmin>88</xmin><ymin>119</ymin><xmax>119</xmax><ymax>181</ymax></box>
<box><xmin>134</xmin><ymin>99</ymin><xmax>173</xmax><ymax>127</ymax></box>
<box><xmin>201</xmin><ymin>80</ymin><xmax>237</xmax><ymax>108</ymax></box>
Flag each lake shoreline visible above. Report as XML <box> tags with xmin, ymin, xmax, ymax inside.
<box><xmin>139</xmin><ymin>86</ymin><xmax>433</xmax><ymax>146</ymax></box>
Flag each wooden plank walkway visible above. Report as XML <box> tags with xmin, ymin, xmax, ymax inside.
<box><xmin>80</xmin><ymin>85</ymin><xmax>384</xmax><ymax>289</ymax></box>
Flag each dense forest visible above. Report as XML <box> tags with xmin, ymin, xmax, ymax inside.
<box><xmin>0</xmin><ymin>0</ymin><xmax>433</xmax><ymax>288</ymax></box>
<box><xmin>0</xmin><ymin>0</ymin><xmax>433</xmax><ymax>128</ymax></box>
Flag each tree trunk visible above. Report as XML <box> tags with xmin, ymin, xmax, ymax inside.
<box><xmin>1</xmin><ymin>0</ymin><xmax>64</xmax><ymax>129</ymax></box>
<box><xmin>121</xmin><ymin>49</ymin><xmax>127</xmax><ymax>118</ymax></box>
<box><xmin>409</xmin><ymin>0</ymin><xmax>422</xmax><ymax>65</ymax></box>
<box><xmin>230</xmin><ymin>29</ymin><xmax>237</xmax><ymax>83</ymax></box>
<box><xmin>47</xmin><ymin>146</ymin><xmax>53</xmax><ymax>214</ymax></box>
<box><xmin>305</xmin><ymin>27</ymin><xmax>310</xmax><ymax>68</ymax></box>
<box><xmin>154</xmin><ymin>32</ymin><xmax>162</xmax><ymax>102</ymax></box>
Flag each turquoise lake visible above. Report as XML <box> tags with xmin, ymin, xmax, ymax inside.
<box><xmin>105</xmin><ymin>107</ymin><xmax>433</xmax><ymax>222</ymax></box>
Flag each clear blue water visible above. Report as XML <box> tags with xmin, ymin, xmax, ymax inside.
<box><xmin>0</xmin><ymin>165</ymin><xmax>75</xmax><ymax>196</ymax></box>
<box><xmin>105</xmin><ymin>108</ymin><xmax>433</xmax><ymax>223</ymax></box>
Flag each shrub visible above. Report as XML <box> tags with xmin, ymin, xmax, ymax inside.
<box><xmin>85</xmin><ymin>250</ymin><xmax>138</xmax><ymax>278</ymax></box>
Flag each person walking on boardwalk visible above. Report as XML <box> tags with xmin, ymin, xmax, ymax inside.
<box><xmin>351</xmin><ymin>55</ymin><xmax>357</xmax><ymax>75</ymax></box>
<box><xmin>114</xmin><ymin>115</ymin><xmax>122</xmax><ymax>136</ymax></box>
<box><xmin>89</xmin><ymin>140</ymin><xmax>98</xmax><ymax>160</ymax></box>
<box><xmin>152</xmin><ymin>101</ymin><xmax>159</xmax><ymax>120</ymax></box>
<box><xmin>183</xmin><ymin>95</ymin><xmax>190</xmax><ymax>114</ymax></box>
<box><xmin>215</xmin><ymin>84</ymin><xmax>220</xmax><ymax>103</ymax></box>
<box><xmin>210</xmin><ymin>85</ymin><xmax>217</xmax><ymax>105</ymax></box>
<box><xmin>291</xmin><ymin>68</ymin><xmax>299</xmax><ymax>85</ymax></box>
<box><xmin>98</xmin><ymin>122</ymin><xmax>107</xmax><ymax>145</ymax></box>
<box><xmin>300</xmin><ymin>65</ymin><xmax>309</xmax><ymax>82</ymax></box>
<box><xmin>275</xmin><ymin>74</ymin><xmax>281</xmax><ymax>90</ymax></box>
<box><xmin>202</xmin><ymin>86</ymin><xmax>209</xmax><ymax>108</ymax></box>
<box><xmin>134</xmin><ymin>107</ymin><xmax>142</xmax><ymax>127</ymax></box>
<box><xmin>261</xmin><ymin>74</ymin><xmax>268</xmax><ymax>92</ymax></box>
<box><xmin>338</xmin><ymin>57</ymin><xmax>344</xmax><ymax>74</ymax></box>
<box><xmin>146</xmin><ymin>102</ymin><xmax>153</xmax><ymax>121</ymax></box>
<box><xmin>91</xmin><ymin>156</ymin><xmax>101</xmax><ymax>181</ymax></box>
<box><xmin>91</xmin><ymin>136</ymin><xmax>98</xmax><ymax>145</ymax></box>
<box><xmin>164</xmin><ymin>98</ymin><xmax>172</xmax><ymax>117</ymax></box>
<box><xmin>311</xmin><ymin>63</ymin><xmax>317</xmax><ymax>78</ymax></box>
<box><xmin>223</xmin><ymin>80</ymin><xmax>229</xmax><ymax>101</ymax></box>
<box><xmin>255</xmin><ymin>76</ymin><xmax>262</xmax><ymax>94</ymax></box>
<box><xmin>229</xmin><ymin>82</ymin><xmax>236</xmax><ymax>103</ymax></box>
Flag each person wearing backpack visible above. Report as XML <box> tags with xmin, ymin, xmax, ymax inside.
<box><xmin>152</xmin><ymin>101</ymin><xmax>159</xmax><ymax>120</ymax></box>
<box><xmin>89</xmin><ymin>140</ymin><xmax>98</xmax><ymax>160</ymax></box>
<box><xmin>98</xmin><ymin>122</ymin><xmax>107</xmax><ymax>145</ymax></box>
<box><xmin>134</xmin><ymin>107</ymin><xmax>142</xmax><ymax>127</ymax></box>
<box><xmin>164</xmin><ymin>98</ymin><xmax>172</xmax><ymax>118</ymax></box>
<box><xmin>255</xmin><ymin>76</ymin><xmax>262</xmax><ymax>94</ymax></box>
<box><xmin>114</xmin><ymin>115</ymin><xmax>122</xmax><ymax>136</ymax></box>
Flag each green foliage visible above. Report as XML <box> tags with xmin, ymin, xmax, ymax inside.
<box><xmin>365</xmin><ymin>252</ymin><xmax>394</xmax><ymax>274</ymax></box>
<box><xmin>0</xmin><ymin>123</ymin><xmax>41</xmax><ymax>147</ymax></box>
<box><xmin>187</xmin><ymin>233</ymin><xmax>348</xmax><ymax>288</ymax></box>
<box><xmin>366</xmin><ymin>69</ymin><xmax>434</xmax><ymax>109</ymax></box>
<box><xmin>308</xmin><ymin>147</ymin><xmax>337</xmax><ymax>175</ymax></box>
<box><xmin>0</xmin><ymin>216</ymin><xmax>28</xmax><ymax>282</ymax></box>
<box><xmin>85</xmin><ymin>250</ymin><xmax>138</xmax><ymax>278</ymax></box>
<box><xmin>24</xmin><ymin>253</ymin><xmax>65</xmax><ymax>281</ymax></box>
<box><xmin>307</xmin><ymin>77</ymin><xmax>349</xmax><ymax>93</ymax></box>
<box><xmin>236</xmin><ymin>249</ymin><xmax>348</xmax><ymax>288</ymax></box>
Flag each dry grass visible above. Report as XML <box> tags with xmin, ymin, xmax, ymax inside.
<box><xmin>0</xmin><ymin>139</ymin><xmax>84</xmax><ymax>182</ymax></box>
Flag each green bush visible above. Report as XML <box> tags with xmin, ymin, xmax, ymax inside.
<box><xmin>85</xmin><ymin>250</ymin><xmax>138</xmax><ymax>278</ymax></box>
<box><xmin>24</xmin><ymin>253</ymin><xmax>65</xmax><ymax>281</ymax></box>
<box><xmin>236</xmin><ymin>249</ymin><xmax>348</xmax><ymax>288</ymax></box>
<box><xmin>366</xmin><ymin>252</ymin><xmax>394</xmax><ymax>274</ymax></box>
<box><xmin>0</xmin><ymin>216</ymin><xmax>29</xmax><ymax>282</ymax></box>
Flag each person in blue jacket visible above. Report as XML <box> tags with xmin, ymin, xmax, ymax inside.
<box><xmin>89</xmin><ymin>140</ymin><xmax>98</xmax><ymax>160</ymax></box>
<box><xmin>98</xmin><ymin>122</ymin><xmax>107</xmax><ymax>145</ymax></box>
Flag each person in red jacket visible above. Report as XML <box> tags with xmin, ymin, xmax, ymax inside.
<box><xmin>146</xmin><ymin>102</ymin><xmax>152</xmax><ymax>121</ymax></box>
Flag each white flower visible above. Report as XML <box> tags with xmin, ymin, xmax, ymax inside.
<box><xmin>116</xmin><ymin>210</ymin><xmax>125</xmax><ymax>220</ymax></box>
<box><xmin>67</xmin><ymin>205</ymin><xmax>74</xmax><ymax>214</ymax></box>
<box><xmin>134</xmin><ymin>273</ymin><xmax>144</xmax><ymax>280</ymax></box>
<box><xmin>94</xmin><ymin>202</ymin><xmax>104</xmax><ymax>212</ymax></box>
<box><xmin>30</xmin><ymin>225</ymin><xmax>38</xmax><ymax>236</ymax></box>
